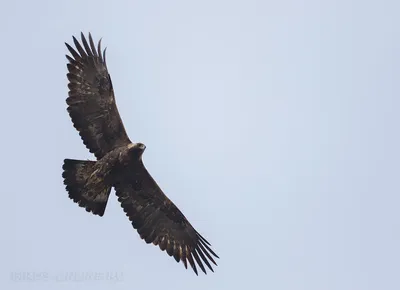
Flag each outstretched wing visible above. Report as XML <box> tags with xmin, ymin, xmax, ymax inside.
<box><xmin>65</xmin><ymin>33</ymin><xmax>131</xmax><ymax>159</ymax></box>
<box><xmin>114</xmin><ymin>161</ymin><xmax>219</xmax><ymax>275</ymax></box>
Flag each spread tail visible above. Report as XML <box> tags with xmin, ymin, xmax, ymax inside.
<box><xmin>62</xmin><ymin>159</ymin><xmax>111</xmax><ymax>216</ymax></box>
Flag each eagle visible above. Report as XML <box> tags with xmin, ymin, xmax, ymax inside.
<box><xmin>62</xmin><ymin>33</ymin><xmax>218</xmax><ymax>275</ymax></box>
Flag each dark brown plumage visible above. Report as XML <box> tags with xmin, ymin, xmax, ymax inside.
<box><xmin>62</xmin><ymin>32</ymin><xmax>218</xmax><ymax>275</ymax></box>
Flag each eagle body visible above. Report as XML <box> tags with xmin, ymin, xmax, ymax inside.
<box><xmin>62</xmin><ymin>33</ymin><xmax>218</xmax><ymax>275</ymax></box>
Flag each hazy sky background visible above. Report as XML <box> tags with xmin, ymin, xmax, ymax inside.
<box><xmin>0</xmin><ymin>0</ymin><xmax>399</xmax><ymax>289</ymax></box>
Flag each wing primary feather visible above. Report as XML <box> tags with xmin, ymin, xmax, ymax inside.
<box><xmin>65</xmin><ymin>43</ymin><xmax>81</xmax><ymax>60</ymax></box>
<box><xmin>181</xmin><ymin>246</ymin><xmax>188</xmax><ymax>269</ymax></box>
<box><xmin>198</xmin><ymin>238</ymin><xmax>219</xmax><ymax>259</ymax></box>
<box><xmin>186</xmin><ymin>251</ymin><xmax>198</xmax><ymax>276</ymax></box>
<box><xmin>103</xmin><ymin>47</ymin><xmax>107</xmax><ymax>65</ymax></box>
<box><xmin>192</xmin><ymin>249</ymin><xmax>207</xmax><ymax>274</ymax></box>
<box><xmin>97</xmin><ymin>38</ymin><xmax>103</xmax><ymax>62</ymax></box>
<box><xmin>65</xmin><ymin>55</ymin><xmax>75</xmax><ymax>63</ymax></box>
<box><xmin>88</xmin><ymin>33</ymin><xmax>98</xmax><ymax>57</ymax></box>
<box><xmin>195</xmin><ymin>246</ymin><xmax>214</xmax><ymax>272</ymax></box>
<box><xmin>196</xmin><ymin>232</ymin><xmax>212</xmax><ymax>246</ymax></box>
<box><xmin>80</xmin><ymin>32</ymin><xmax>93</xmax><ymax>57</ymax></box>
<box><xmin>72</xmin><ymin>36</ymin><xmax>87</xmax><ymax>58</ymax></box>
<box><xmin>197</xmin><ymin>242</ymin><xmax>217</xmax><ymax>266</ymax></box>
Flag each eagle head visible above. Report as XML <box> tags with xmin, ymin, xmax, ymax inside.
<box><xmin>136</xmin><ymin>142</ymin><xmax>146</xmax><ymax>151</ymax></box>
<box><xmin>126</xmin><ymin>142</ymin><xmax>146</xmax><ymax>160</ymax></box>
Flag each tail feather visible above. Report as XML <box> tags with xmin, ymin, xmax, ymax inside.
<box><xmin>62</xmin><ymin>158</ymin><xmax>111</xmax><ymax>216</ymax></box>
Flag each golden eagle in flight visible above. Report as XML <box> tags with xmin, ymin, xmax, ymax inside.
<box><xmin>62</xmin><ymin>33</ymin><xmax>218</xmax><ymax>275</ymax></box>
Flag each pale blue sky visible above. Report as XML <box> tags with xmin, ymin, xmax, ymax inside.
<box><xmin>0</xmin><ymin>0</ymin><xmax>399</xmax><ymax>289</ymax></box>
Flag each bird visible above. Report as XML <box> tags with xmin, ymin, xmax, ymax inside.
<box><xmin>62</xmin><ymin>32</ymin><xmax>218</xmax><ymax>275</ymax></box>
